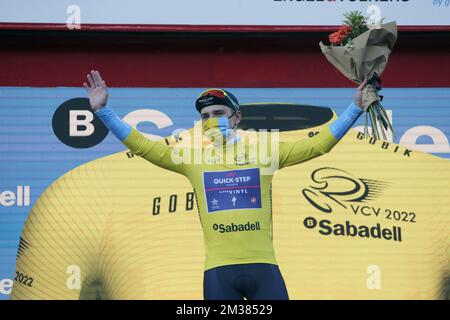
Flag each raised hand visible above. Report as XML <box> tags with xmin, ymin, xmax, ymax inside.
<box><xmin>83</xmin><ymin>70</ymin><xmax>109</xmax><ymax>112</ymax></box>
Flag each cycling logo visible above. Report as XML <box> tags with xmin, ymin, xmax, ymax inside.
<box><xmin>300</xmin><ymin>167</ymin><xmax>417</xmax><ymax>243</ymax></box>
<box><xmin>301</xmin><ymin>167</ymin><xmax>390</xmax><ymax>214</ymax></box>
<box><xmin>203</xmin><ymin>168</ymin><xmax>262</xmax><ymax>213</ymax></box>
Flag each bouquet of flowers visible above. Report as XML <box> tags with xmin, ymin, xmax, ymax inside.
<box><xmin>319</xmin><ymin>11</ymin><xmax>397</xmax><ymax>140</ymax></box>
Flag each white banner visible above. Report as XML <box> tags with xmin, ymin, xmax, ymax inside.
<box><xmin>0</xmin><ymin>0</ymin><xmax>449</xmax><ymax>26</ymax></box>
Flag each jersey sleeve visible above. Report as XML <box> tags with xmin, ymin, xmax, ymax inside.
<box><xmin>278</xmin><ymin>102</ymin><xmax>363</xmax><ymax>169</ymax></box>
<box><xmin>278</xmin><ymin>124</ymin><xmax>339</xmax><ymax>169</ymax></box>
<box><xmin>122</xmin><ymin>127</ymin><xmax>186</xmax><ymax>175</ymax></box>
<box><xmin>94</xmin><ymin>106</ymin><xmax>186</xmax><ymax>175</ymax></box>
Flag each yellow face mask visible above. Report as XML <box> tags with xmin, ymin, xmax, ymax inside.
<box><xmin>202</xmin><ymin>116</ymin><xmax>233</xmax><ymax>143</ymax></box>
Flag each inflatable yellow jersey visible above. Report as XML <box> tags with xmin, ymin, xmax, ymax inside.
<box><xmin>10</xmin><ymin>104</ymin><xmax>450</xmax><ymax>300</ymax></box>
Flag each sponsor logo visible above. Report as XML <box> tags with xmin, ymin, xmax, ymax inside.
<box><xmin>302</xmin><ymin>167</ymin><xmax>417</xmax><ymax>224</ymax></box>
<box><xmin>303</xmin><ymin>217</ymin><xmax>402</xmax><ymax>242</ymax></box>
<box><xmin>302</xmin><ymin>167</ymin><xmax>390</xmax><ymax>214</ymax></box>
<box><xmin>204</xmin><ymin>168</ymin><xmax>262</xmax><ymax>213</ymax></box>
<box><xmin>356</xmin><ymin>132</ymin><xmax>413</xmax><ymax>157</ymax></box>
<box><xmin>151</xmin><ymin>192</ymin><xmax>195</xmax><ymax>215</ymax></box>
<box><xmin>213</xmin><ymin>221</ymin><xmax>261</xmax><ymax>234</ymax></box>
<box><xmin>198</xmin><ymin>96</ymin><xmax>214</xmax><ymax>104</ymax></box>
<box><xmin>0</xmin><ymin>186</ymin><xmax>30</xmax><ymax>207</ymax></box>
<box><xmin>52</xmin><ymin>98</ymin><xmax>108</xmax><ymax>148</ymax></box>
<box><xmin>213</xmin><ymin>175</ymin><xmax>251</xmax><ymax>184</ymax></box>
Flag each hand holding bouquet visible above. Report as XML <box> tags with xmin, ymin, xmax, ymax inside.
<box><xmin>319</xmin><ymin>11</ymin><xmax>397</xmax><ymax>140</ymax></box>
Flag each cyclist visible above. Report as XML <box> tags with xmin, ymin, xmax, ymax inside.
<box><xmin>84</xmin><ymin>70</ymin><xmax>367</xmax><ymax>300</ymax></box>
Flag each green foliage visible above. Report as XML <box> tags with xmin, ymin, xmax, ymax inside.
<box><xmin>343</xmin><ymin>11</ymin><xmax>369</xmax><ymax>40</ymax></box>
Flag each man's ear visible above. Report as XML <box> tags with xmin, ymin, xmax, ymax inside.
<box><xmin>235</xmin><ymin>111</ymin><xmax>242</xmax><ymax>124</ymax></box>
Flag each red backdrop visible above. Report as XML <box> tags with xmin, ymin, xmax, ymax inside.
<box><xmin>0</xmin><ymin>26</ymin><xmax>449</xmax><ymax>87</ymax></box>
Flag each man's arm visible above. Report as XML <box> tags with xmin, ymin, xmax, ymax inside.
<box><xmin>279</xmin><ymin>81</ymin><xmax>366</xmax><ymax>169</ymax></box>
<box><xmin>84</xmin><ymin>70</ymin><xmax>185</xmax><ymax>175</ymax></box>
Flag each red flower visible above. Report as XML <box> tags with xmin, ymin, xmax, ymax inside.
<box><xmin>329</xmin><ymin>25</ymin><xmax>352</xmax><ymax>45</ymax></box>
<box><xmin>339</xmin><ymin>25</ymin><xmax>352</xmax><ymax>35</ymax></box>
<box><xmin>329</xmin><ymin>32</ymin><xmax>343</xmax><ymax>45</ymax></box>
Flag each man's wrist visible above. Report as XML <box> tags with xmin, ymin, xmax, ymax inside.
<box><xmin>94</xmin><ymin>105</ymin><xmax>110</xmax><ymax>115</ymax></box>
<box><xmin>93</xmin><ymin>105</ymin><xmax>132</xmax><ymax>141</ymax></box>
<box><xmin>350</xmin><ymin>101</ymin><xmax>364</xmax><ymax>114</ymax></box>
<box><xmin>354</xmin><ymin>100</ymin><xmax>364</xmax><ymax>111</ymax></box>
<box><xmin>329</xmin><ymin>101</ymin><xmax>363</xmax><ymax>140</ymax></box>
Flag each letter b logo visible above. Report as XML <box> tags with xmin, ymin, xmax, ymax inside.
<box><xmin>69</xmin><ymin>110</ymin><xmax>94</xmax><ymax>137</ymax></box>
<box><xmin>52</xmin><ymin>98</ymin><xmax>108</xmax><ymax>148</ymax></box>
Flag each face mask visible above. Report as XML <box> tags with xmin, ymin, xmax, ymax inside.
<box><xmin>202</xmin><ymin>113</ymin><xmax>236</xmax><ymax>143</ymax></box>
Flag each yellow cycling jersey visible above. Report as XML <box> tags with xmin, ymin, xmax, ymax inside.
<box><xmin>121</xmin><ymin>123</ymin><xmax>338</xmax><ymax>270</ymax></box>
<box><xmin>10</xmin><ymin>108</ymin><xmax>449</xmax><ymax>300</ymax></box>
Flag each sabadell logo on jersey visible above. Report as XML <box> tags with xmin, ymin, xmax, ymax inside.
<box><xmin>213</xmin><ymin>221</ymin><xmax>261</xmax><ymax>234</ymax></box>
